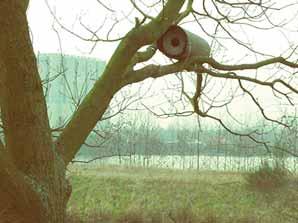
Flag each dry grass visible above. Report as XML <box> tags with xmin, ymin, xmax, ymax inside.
<box><xmin>66</xmin><ymin>164</ymin><xmax>298</xmax><ymax>223</ymax></box>
<box><xmin>66</xmin><ymin>209</ymin><xmax>260</xmax><ymax>223</ymax></box>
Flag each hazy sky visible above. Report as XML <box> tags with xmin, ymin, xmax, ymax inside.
<box><xmin>27</xmin><ymin>0</ymin><xmax>136</xmax><ymax>60</ymax></box>
<box><xmin>26</xmin><ymin>0</ymin><xmax>298</xmax><ymax>128</ymax></box>
<box><xmin>27</xmin><ymin>1</ymin><xmax>298</xmax><ymax>60</ymax></box>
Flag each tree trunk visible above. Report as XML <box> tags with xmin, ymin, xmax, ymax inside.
<box><xmin>0</xmin><ymin>2</ymin><xmax>70</xmax><ymax>222</ymax></box>
<box><xmin>0</xmin><ymin>1</ymin><xmax>185</xmax><ymax>222</ymax></box>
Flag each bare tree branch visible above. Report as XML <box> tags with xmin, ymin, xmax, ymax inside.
<box><xmin>56</xmin><ymin>0</ymin><xmax>187</xmax><ymax>164</ymax></box>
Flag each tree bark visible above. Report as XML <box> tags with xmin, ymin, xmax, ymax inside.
<box><xmin>0</xmin><ymin>0</ymin><xmax>185</xmax><ymax>222</ymax></box>
<box><xmin>0</xmin><ymin>2</ymin><xmax>69</xmax><ymax>222</ymax></box>
<box><xmin>56</xmin><ymin>0</ymin><xmax>186</xmax><ymax>165</ymax></box>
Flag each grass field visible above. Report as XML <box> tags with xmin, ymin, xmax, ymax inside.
<box><xmin>66</xmin><ymin>164</ymin><xmax>298</xmax><ymax>223</ymax></box>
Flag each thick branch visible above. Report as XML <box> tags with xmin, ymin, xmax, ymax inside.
<box><xmin>56</xmin><ymin>0</ymin><xmax>186</xmax><ymax>165</ymax></box>
<box><xmin>124</xmin><ymin>56</ymin><xmax>298</xmax><ymax>90</ymax></box>
<box><xmin>176</xmin><ymin>0</ymin><xmax>194</xmax><ymax>23</ymax></box>
<box><xmin>126</xmin><ymin>45</ymin><xmax>157</xmax><ymax>72</ymax></box>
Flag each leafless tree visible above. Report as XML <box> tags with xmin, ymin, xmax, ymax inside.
<box><xmin>1</xmin><ymin>1</ymin><xmax>298</xmax><ymax>222</ymax></box>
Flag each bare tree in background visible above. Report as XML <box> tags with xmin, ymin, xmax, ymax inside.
<box><xmin>1</xmin><ymin>0</ymin><xmax>298</xmax><ymax>222</ymax></box>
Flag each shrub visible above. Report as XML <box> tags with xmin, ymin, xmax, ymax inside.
<box><xmin>244</xmin><ymin>160</ymin><xmax>291</xmax><ymax>192</ymax></box>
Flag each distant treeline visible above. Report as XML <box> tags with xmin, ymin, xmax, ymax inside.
<box><xmin>77</xmin><ymin>117</ymin><xmax>298</xmax><ymax>159</ymax></box>
<box><xmin>35</xmin><ymin>53</ymin><xmax>297</xmax><ymax>160</ymax></box>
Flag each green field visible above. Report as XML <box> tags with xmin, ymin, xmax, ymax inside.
<box><xmin>66</xmin><ymin>164</ymin><xmax>298</xmax><ymax>223</ymax></box>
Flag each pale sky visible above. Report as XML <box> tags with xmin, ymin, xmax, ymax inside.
<box><xmin>27</xmin><ymin>0</ymin><xmax>298</xmax><ymax>60</ymax></box>
<box><xmin>26</xmin><ymin>0</ymin><xmax>298</xmax><ymax>128</ymax></box>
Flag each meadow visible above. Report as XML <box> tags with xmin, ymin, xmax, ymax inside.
<box><xmin>66</xmin><ymin>164</ymin><xmax>298</xmax><ymax>223</ymax></box>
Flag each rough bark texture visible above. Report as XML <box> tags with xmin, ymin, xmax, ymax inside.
<box><xmin>0</xmin><ymin>0</ymin><xmax>185</xmax><ymax>222</ymax></box>
<box><xmin>0</xmin><ymin>1</ymin><xmax>69</xmax><ymax>222</ymax></box>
